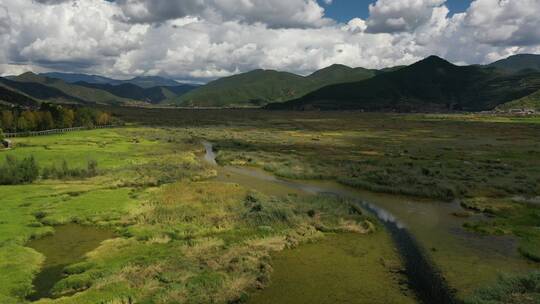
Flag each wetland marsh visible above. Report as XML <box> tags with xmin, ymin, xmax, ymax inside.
<box><xmin>1</xmin><ymin>110</ymin><xmax>539</xmax><ymax>303</ymax></box>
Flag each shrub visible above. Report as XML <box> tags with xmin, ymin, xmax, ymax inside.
<box><xmin>466</xmin><ymin>271</ymin><xmax>540</xmax><ymax>304</ymax></box>
<box><xmin>0</xmin><ymin>155</ymin><xmax>39</xmax><ymax>185</ymax></box>
<box><xmin>242</xmin><ymin>192</ymin><xmax>297</xmax><ymax>227</ymax></box>
<box><xmin>42</xmin><ymin>159</ymin><xmax>99</xmax><ymax>180</ymax></box>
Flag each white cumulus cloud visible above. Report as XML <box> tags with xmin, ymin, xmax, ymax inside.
<box><xmin>0</xmin><ymin>0</ymin><xmax>539</xmax><ymax>82</ymax></box>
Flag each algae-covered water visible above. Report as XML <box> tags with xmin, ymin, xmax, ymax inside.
<box><xmin>26</xmin><ymin>224</ymin><xmax>115</xmax><ymax>301</ymax></box>
<box><xmin>248</xmin><ymin>232</ymin><xmax>416</xmax><ymax>304</ymax></box>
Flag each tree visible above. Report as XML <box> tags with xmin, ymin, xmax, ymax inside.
<box><xmin>21</xmin><ymin>110</ymin><xmax>37</xmax><ymax>131</ymax></box>
<box><xmin>62</xmin><ymin>108</ymin><xmax>75</xmax><ymax>128</ymax></box>
<box><xmin>1</xmin><ymin>111</ymin><xmax>14</xmax><ymax>132</ymax></box>
<box><xmin>96</xmin><ymin>112</ymin><xmax>112</xmax><ymax>126</ymax></box>
<box><xmin>16</xmin><ymin>116</ymin><xmax>29</xmax><ymax>132</ymax></box>
<box><xmin>40</xmin><ymin>111</ymin><xmax>55</xmax><ymax>130</ymax></box>
<box><xmin>0</xmin><ymin>128</ymin><xmax>4</xmax><ymax>142</ymax></box>
<box><xmin>75</xmin><ymin>108</ymin><xmax>95</xmax><ymax>128</ymax></box>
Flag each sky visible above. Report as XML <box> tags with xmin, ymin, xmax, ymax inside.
<box><xmin>1</xmin><ymin>0</ymin><xmax>539</xmax><ymax>83</ymax></box>
<box><xmin>322</xmin><ymin>0</ymin><xmax>471</xmax><ymax>22</ymax></box>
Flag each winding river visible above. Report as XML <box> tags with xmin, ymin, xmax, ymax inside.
<box><xmin>202</xmin><ymin>141</ymin><xmax>536</xmax><ymax>303</ymax></box>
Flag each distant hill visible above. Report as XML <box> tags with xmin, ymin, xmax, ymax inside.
<box><xmin>175</xmin><ymin>64</ymin><xmax>377</xmax><ymax>107</ymax></box>
<box><xmin>0</xmin><ymin>84</ymin><xmax>39</xmax><ymax>108</ymax></box>
<box><xmin>40</xmin><ymin>72</ymin><xmax>118</xmax><ymax>85</ymax></box>
<box><xmin>268</xmin><ymin>56</ymin><xmax>540</xmax><ymax>111</ymax></box>
<box><xmin>8</xmin><ymin>73</ymin><xmax>133</xmax><ymax>105</ymax></box>
<box><xmin>488</xmin><ymin>54</ymin><xmax>540</xmax><ymax>73</ymax></box>
<box><xmin>0</xmin><ymin>77</ymin><xmax>85</xmax><ymax>104</ymax></box>
<box><xmin>41</xmin><ymin>72</ymin><xmax>183</xmax><ymax>88</ymax></box>
<box><xmin>74</xmin><ymin>82</ymin><xmax>197</xmax><ymax>104</ymax></box>
<box><xmin>125</xmin><ymin>76</ymin><xmax>182</xmax><ymax>88</ymax></box>
<box><xmin>176</xmin><ymin>69</ymin><xmax>307</xmax><ymax>107</ymax></box>
<box><xmin>497</xmin><ymin>89</ymin><xmax>540</xmax><ymax>111</ymax></box>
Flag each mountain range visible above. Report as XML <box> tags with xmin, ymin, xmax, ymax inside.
<box><xmin>0</xmin><ymin>72</ymin><xmax>198</xmax><ymax>107</ymax></box>
<box><xmin>175</xmin><ymin>65</ymin><xmax>378</xmax><ymax>107</ymax></box>
<box><xmin>1</xmin><ymin>53</ymin><xmax>539</xmax><ymax>112</ymax></box>
<box><xmin>40</xmin><ymin>73</ymin><xmax>184</xmax><ymax>88</ymax></box>
<box><xmin>268</xmin><ymin>55</ymin><xmax>540</xmax><ymax>111</ymax></box>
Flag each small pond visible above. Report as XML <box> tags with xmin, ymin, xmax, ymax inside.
<box><xmin>26</xmin><ymin>224</ymin><xmax>115</xmax><ymax>301</ymax></box>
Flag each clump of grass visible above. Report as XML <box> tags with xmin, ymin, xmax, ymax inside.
<box><xmin>465</xmin><ymin>272</ymin><xmax>540</xmax><ymax>304</ymax></box>
<box><xmin>462</xmin><ymin>199</ymin><xmax>540</xmax><ymax>262</ymax></box>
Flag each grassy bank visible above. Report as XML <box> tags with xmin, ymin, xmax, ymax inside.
<box><xmin>110</xmin><ymin>108</ymin><xmax>540</xmax><ymax>296</ymax></box>
<box><xmin>0</xmin><ymin>127</ymin><xmax>408</xmax><ymax>304</ymax></box>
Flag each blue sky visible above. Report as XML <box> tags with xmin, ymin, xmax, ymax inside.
<box><xmin>320</xmin><ymin>0</ymin><xmax>473</xmax><ymax>22</ymax></box>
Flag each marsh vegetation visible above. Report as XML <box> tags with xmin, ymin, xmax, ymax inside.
<box><xmin>0</xmin><ymin>110</ymin><xmax>539</xmax><ymax>304</ymax></box>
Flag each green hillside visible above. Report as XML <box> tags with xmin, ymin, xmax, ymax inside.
<box><xmin>0</xmin><ymin>85</ymin><xmax>39</xmax><ymax>108</ymax></box>
<box><xmin>174</xmin><ymin>64</ymin><xmax>377</xmax><ymax>107</ymax></box>
<box><xmin>497</xmin><ymin>89</ymin><xmax>540</xmax><ymax>111</ymax></box>
<box><xmin>488</xmin><ymin>54</ymin><xmax>540</xmax><ymax>73</ymax></box>
<box><xmin>175</xmin><ymin>69</ymin><xmax>306</xmax><ymax>107</ymax></box>
<box><xmin>9</xmin><ymin>73</ymin><xmax>134</xmax><ymax>105</ymax></box>
<box><xmin>0</xmin><ymin>77</ymin><xmax>85</xmax><ymax>104</ymax></box>
<box><xmin>74</xmin><ymin>82</ymin><xmax>197</xmax><ymax>104</ymax></box>
<box><xmin>307</xmin><ymin>64</ymin><xmax>376</xmax><ymax>85</ymax></box>
<box><xmin>268</xmin><ymin>56</ymin><xmax>540</xmax><ymax>111</ymax></box>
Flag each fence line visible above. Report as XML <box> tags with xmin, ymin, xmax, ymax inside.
<box><xmin>4</xmin><ymin>125</ymin><xmax>117</xmax><ymax>138</ymax></box>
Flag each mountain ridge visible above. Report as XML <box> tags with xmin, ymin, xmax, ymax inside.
<box><xmin>267</xmin><ymin>55</ymin><xmax>540</xmax><ymax>111</ymax></box>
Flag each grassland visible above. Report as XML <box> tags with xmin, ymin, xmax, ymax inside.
<box><xmin>112</xmin><ymin>108</ymin><xmax>540</xmax><ymax>299</ymax></box>
<box><xmin>1</xmin><ymin>110</ymin><xmax>540</xmax><ymax>303</ymax></box>
<box><xmin>0</xmin><ymin>127</ymin><xmax>404</xmax><ymax>304</ymax></box>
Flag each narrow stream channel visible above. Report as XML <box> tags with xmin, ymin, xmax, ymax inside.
<box><xmin>202</xmin><ymin>141</ymin><xmax>458</xmax><ymax>304</ymax></box>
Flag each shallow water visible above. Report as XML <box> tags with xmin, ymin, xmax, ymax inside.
<box><xmin>26</xmin><ymin>224</ymin><xmax>115</xmax><ymax>301</ymax></box>
<box><xmin>203</xmin><ymin>142</ymin><xmax>538</xmax><ymax>301</ymax></box>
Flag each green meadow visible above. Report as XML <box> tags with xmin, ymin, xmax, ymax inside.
<box><xmin>1</xmin><ymin>111</ymin><xmax>539</xmax><ymax>303</ymax></box>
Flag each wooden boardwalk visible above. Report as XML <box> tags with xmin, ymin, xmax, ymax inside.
<box><xmin>4</xmin><ymin>125</ymin><xmax>116</xmax><ymax>138</ymax></box>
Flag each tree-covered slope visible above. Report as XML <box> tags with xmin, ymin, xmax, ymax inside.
<box><xmin>0</xmin><ymin>77</ymin><xmax>85</xmax><ymax>104</ymax></box>
<box><xmin>174</xmin><ymin>65</ymin><xmax>378</xmax><ymax>107</ymax></box>
<box><xmin>176</xmin><ymin>69</ymin><xmax>307</xmax><ymax>107</ymax></box>
<box><xmin>9</xmin><ymin>73</ymin><xmax>134</xmax><ymax>105</ymax></box>
<box><xmin>0</xmin><ymin>84</ymin><xmax>39</xmax><ymax>108</ymax></box>
<box><xmin>174</xmin><ymin>64</ymin><xmax>377</xmax><ymax>107</ymax></box>
<box><xmin>307</xmin><ymin>64</ymin><xmax>377</xmax><ymax>85</ymax></box>
<box><xmin>74</xmin><ymin>82</ymin><xmax>197</xmax><ymax>104</ymax></box>
<box><xmin>41</xmin><ymin>73</ymin><xmax>183</xmax><ymax>88</ymax></box>
<box><xmin>268</xmin><ymin>56</ymin><xmax>540</xmax><ymax>111</ymax></box>
<box><xmin>488</xmin><ymin>54</ymin><xmax>540</xmax><ymax>73</ymax></box>
<box><xmin>497</xmin><ymin>89</ymin><xmax>540</xmax><ymax>111</ymax></box>
<box><xmin>40</xmin><ymin>72</ymin><xmax>118</xmax><ymax>85</ymax></box>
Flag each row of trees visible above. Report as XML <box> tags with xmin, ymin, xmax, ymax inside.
<box><xmin>0</xmin><ymin>104</ymin><xmax>113</xmax><ymax>133</ymax></box>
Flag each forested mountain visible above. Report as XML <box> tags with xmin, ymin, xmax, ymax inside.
<box><xmin>73</xmin><ymin>82</ymin><xmax>197</xmax><ymax>104</ymax></box>
<box><xmin>0</xmin><ymin>73</ymin><xmax>197</xmax><ymax>106</ymax></box>
<box><xmin>488</xmin><ymin>54</ymin><xmax>540</xmax><ymax>73</ymax></box>
<box><xmin>497</xmin><ymin>89</ymin><xmax>540</xmax><ymax>111</ymax></box>
<box><xmin>0</xmin><ymin>85</ymin><xmax>39</xmax><ymax>108</ymax></box>
<box><xmin>40</xmin><ymin>73</ymin><xmax>118</xmax><ymax>85</ymax></box>
<box><xmin>0</xmin><ymin>77</ymin><xmax>86</xmax><ymax>104</ymax></box>
<box><xmin>175</xmin><ymin>64</ymin><xmax>378</xmax><ymax>107</ymax></box>
<box><xmin>41</xmin><ymin>73</ymin><xmax>185</xmax><ymax>88</ymax></box>
<box><xmin>2</xmin><ymin>54</ymin><xmax>540</xmax><ymax>111</ymax></box>
<box><xmin>7</xmin><ymin>73</ymin><xmax>133</xmax><ymax>105</ymax></box>
<box><xmin>267</xmin><ymin>56</ymin><xmax>540</xmax><ymax>111</ymax></box>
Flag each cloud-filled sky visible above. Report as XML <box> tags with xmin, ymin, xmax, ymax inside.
<box><xmin>1</xmin><ymin>0</ymin><xmax>539</xmax><ymax>83</ymax></box>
